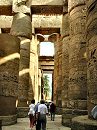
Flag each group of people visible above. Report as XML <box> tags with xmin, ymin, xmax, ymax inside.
<box><xmin>28</xmin><ymin>99</ymin><xmax>56</xmax><ymax>130</ymax></box>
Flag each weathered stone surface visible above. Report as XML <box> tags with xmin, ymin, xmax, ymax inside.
<box><xmin>32</xmin><ymin>15</ymin><xmax>62</xmax><ymax>30</ymax></box>
<box><xmin>0</xmin><ymin>114</ymin><xmax>17</xmax><ymax>126</ymax></box>
<box><xmin>0</xmin><ymin>16</ymin><xmax>13</xmax><ymax>28</ymax></box>
<box><xmin>70</xmin><ymin>6</ymin><xmax>86</xmax><ymax>36</ymax></box>
<box><xmin>12</xmin><ymin>0</ymin><xmax>30</xmax><ymax>13</ymax></box>
<box><xmin>30</xmin><ymin>0</ymin><xmax>63</xmax><ymax>5</ymax></box>
<box><xmin>71</xmin><ymin>115</ymin><xmax>97</xmax><ymax>130</ymax></box>
<box><xmin>18</xmin><ymin>37</ymin><xmax>30</xmax><ymax>108</ymax></box>
<box><xmin>0</xmin><ymin>0</ymin><xmax>12</xmax><ymax>5</ymax></box>
<box><xmin>10</xmin><ymin>12</ymin><xmax>32</xmax><ymax>39</ymax></box>
<box><xmin>61</xmin><ymin>11</ymin><xmax>69</xmax><ymax>110</ymax></box>
<box><xmin>86</xmin><ymin>0</ymin><xmax>97</xmax><ymax>117</ymax></box>
<box><xmin>68</xmin><ymin>2</ymin><xmax>87</xmax><ymax>110</ymax></box>
<box><xmin>62</xmin><ymin>13</ymin><xmax>69</xmax><ymax>37</ymax></box>
<box><xmin>17</xmin><ymin>107</ymin><xmax>29</xmax><ymax>118</ymax></box>
<box><xmin>0</xmin><ymin>34</ymin><xmax>20</xmax><ymax>97</ymax></box>
<box><xmin>28</xmin><ymin>35</ymin><xmax>39</xmax><ymax>103</ymax></box>
<box><xmin>68</xmin><ymin>0</ymin><xmax>86</xmax><ymax>12</ymax></box>
<box><xmin>0</xmin><ymin>34</ymin><xmax>20</xmax><ymax>125</ymax></box>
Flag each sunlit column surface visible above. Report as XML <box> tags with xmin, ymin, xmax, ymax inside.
<box><xmin>29</xmin><ymin>35</ymin><xmax>39</xmax><ymax>103</ymax></box>
<box><xmin>10</xmin><ymin>12</ymin><xmax>32</xmax><ymax>117</ymax></box>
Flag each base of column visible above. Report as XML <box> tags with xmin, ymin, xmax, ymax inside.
<box><xmin>71</xmin><ymin>115</ymin><xmax>97</xmax><ymax>130</ymax></box>
<box><xmin>0</xmin><ymin>114</ymin><xmax>17</xmax><ymax>126</ymax></box>
<box><xmin>62</xmin><ymin>109</ymin><xmax>87</xmax><ymax>127</ymax></box>
<box><xmin>17</xmin><ymin>107</ymin><xmax>29</xmax><ymax>118</ymax></box>
<box><xmin>56</xmin><ymin>107</ymin><xmax>63</xmax><ymax>115</ymax></box>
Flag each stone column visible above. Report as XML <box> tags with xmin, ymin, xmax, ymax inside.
<box><xmin>48</xmin><ymin>34</ymin><xmax>58</xmax><ymax>103</ymax></box>
<box><xmin>86</xmin><ymin>0</ymin><xmax>97</xmax><ymax>118</ymax></box>
<box><xmin>53</xmin><ymin>40</ymin><xmax>58</xmax><ymax>103</ymax></box>
<box><xmin>10</xmin><ymin>12</ymin><xmax>32</xmax><ymax>117</ymax></box>
<box><xmin>56</xmin><ymin>37</ymin><xmax>63</xmax><ymax>113</ymax></box>
<box><xmin>61</xmin><ymin>5</ymin><xmax>70</xmax><ymax>126</ymax></box>
<box><xmin>0</xmin><ymin>34</ymin><xmax>20</xmax><ymax>125</ymax></box>
<box><xmin>28</xmin><ymin>35</ymin><xmax>39</xmax><ymax>103</ymax></box>
<box><xmin>68</xmin><ymin>0</ymin><xmax>87</xmax><ymax>124</ymax></box>
<box><xmin>38</xmin><ymin>68</ymin><xmax>42</xmax><ymax>101</ymax></box>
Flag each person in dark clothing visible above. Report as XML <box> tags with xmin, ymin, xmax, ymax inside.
<box><xmin>50</xmin><ymin>102</ymin><xmax>56</xmax><ymax>121</ymax></box>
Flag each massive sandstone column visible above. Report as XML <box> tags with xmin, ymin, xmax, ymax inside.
<box><xmin>28</xmin><ymin>35</ymin><xmax>39</xmax><ymax>103</ymax></box>
<box><xmin>71</xmin><ymin>2</ymin><xmax>97</xmax><ymax>129</ymax></box>
<box><xmin>61</xmin><ymin>5</ymin><xmax>70</xmax><ymax>126</ymax></box>
<box><xmin>68</xmin><ymin>0</ymin><xmax>87</xmax><ymax>122</ymax></box>
<box><xmin>49</xmin><ymin>34</ymin><xmax>60</xmax><ymax>107</ymax></box>
<box><xmin>86</xmin><ymin>0</ymin><xmax>97</xmax><ymax>118</ymax></box>
<box><xmin>0</xmin><ymin>34</ymin><xmax>20</xmax><ymax>125</ymax></box>
<box><xmin>56</xmin><ymin>36</ymin><xmax>63</xmax><ymax>111</ymax></box>
<box><xmin>38</xmin><ymin>68</ymin><xmax>42</xmax><ymax>101</ymax></box>
<box><xmin>10</xmin><ymin>12</ymin><xmax>32</xmax><ymax>117</ymax></box>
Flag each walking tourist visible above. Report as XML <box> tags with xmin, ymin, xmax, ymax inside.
<box><xmin>28</xmin><ymin>99</ymin><xmax>36</xmax><ymax>129</ymax></box>
<box><xmin>37</xmin><ymin>99</ymin><xmax>48</xmax><ymax>130</ymax></box>
<box><xmin>50</xmin><ymin>101</ymin><xmax>56</xmax><ymax>121</ymax></box>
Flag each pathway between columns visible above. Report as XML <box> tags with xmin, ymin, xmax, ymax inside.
<box><xmin>2</xmin><ymin>115</ymin><xmax>71</xmax><ymax>130</ymax></box>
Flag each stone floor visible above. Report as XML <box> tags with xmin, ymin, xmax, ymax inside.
<box><xmin>2</xmin><ymin>115</ymin><xmax>71</xmax><ymax>130</ymax></box>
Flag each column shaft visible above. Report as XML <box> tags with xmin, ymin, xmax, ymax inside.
<box><xmin>86</xmin><ymin>0</ymin><xmax>97</xmax><ymax>118</ymax></box>
<box><xmin>0</xmin><ymin>34</ymin><xmax>20</xmax><ymax>125</ymax></box>
<box><xmin>68</xmin><ymin>0</ymin><xmax>87</xmax><ymax>114</ymax></box>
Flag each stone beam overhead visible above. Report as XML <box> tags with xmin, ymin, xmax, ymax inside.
<box><xmin>0</xmin><ymin>5</ymin><xmax>12</xmax><ymax>15</ymax></box>
<box><xmin>0</xmin><ymin>0</ymin><xmax>12</xmax><ymax>15</ymax></box>
<box><xmin>35</xmin><ymin>28</ymin><xmax>60</xmax><ymax>35</ymax></box>
<box><xmin>32</xmin><ymin>15</ymin><xmax>62</xmax><ymax>32</ymax></box>
<box><xmin>31</xmin><ymin>5</ymin><xmax>63</xmax><ymax>15</ymax></box>
<box><xmin>0</xmin><ymin>16</ymin><xmax>13</xmax><ymax>28</ymax></box>
<box><xmin>0</xmin><ymin>0</ymin><xmax>12</xmax><ymax>5</ymax></box>
<box><xmin>30</xmin><ymin>0</ymin><xmax>63</xmax><ymax>5</ymax></box>
<box><xmin>39</xmin><ymin>56</ymin><xmax>54</xmax><ymax>71</ymax></box>
<box><xmin>30</xmin><ymin>0</ymin><xmax>63</xmax><ymax>15</ymax></box>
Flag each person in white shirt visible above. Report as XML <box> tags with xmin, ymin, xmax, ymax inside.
<box><xmin>38</xmin><ymin>99</ymin><xmax>48</xmax><ymax>130</ymax></box>
<box><xmin>28</xmin><ymin>99</ymin><xmax>35</xmax><ymax>129</ymax></box>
